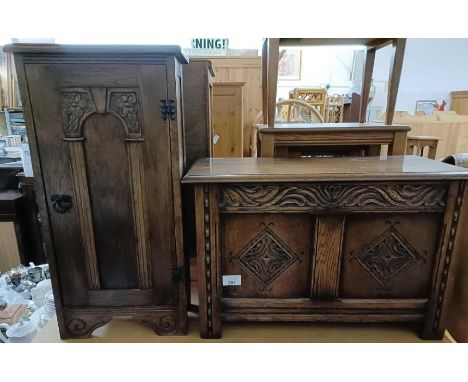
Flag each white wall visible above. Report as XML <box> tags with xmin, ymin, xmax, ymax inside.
<box><xmin>277</xmin><ymin>46</ymin><xmax>358</xmax><ymax>100</ymax></box>
<box><xmin>370</xmin><ymin>38</ymin><xmax>468</xmax><ymax>116</ymax></box>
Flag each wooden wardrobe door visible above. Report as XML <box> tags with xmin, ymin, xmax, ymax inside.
<box><xmin>25</xmin><ymin>63</ymin><xmax>178</xmax><ymax>307</ymax></box>
<box><xmin>212</xmin><ymin>82</ymin><xmax>244</xmax><ymax>157</ymax></box>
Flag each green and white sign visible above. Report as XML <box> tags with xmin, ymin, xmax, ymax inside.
<box><xmin>184</xmin><ymin>38</ymin><xmax>229</xmax><ymax>56</ymax></box>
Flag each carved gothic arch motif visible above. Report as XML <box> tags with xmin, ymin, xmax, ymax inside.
<box><xmin>60</xmin><ymin>87</ymin><xmax>142</xmax><ymax>140</ymax></box>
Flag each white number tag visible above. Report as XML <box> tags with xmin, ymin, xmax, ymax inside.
<box><xmin>222</xmin><ymin>275</ymin><xmax>241</xmax><ymax>286</ymax></box>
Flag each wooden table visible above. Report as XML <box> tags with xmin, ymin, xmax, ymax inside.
<box><xmin>255</xmin><ymin>123</ymin><xmax>411</xmax><ymax>157</ymax></box>
<box><xmin>262</xmin><ymin>39</ymin><xmax>406</xmax><ymax>126</ymax></box>
<box><xmin>182</xmin><ymin>156</ymin><xmax>468</xmax><ymax>339</ymax></box>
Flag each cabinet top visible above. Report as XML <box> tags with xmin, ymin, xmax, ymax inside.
<box><xmin>182</xmin><ymin>156</ymin><xmax>468</xmax><ymax>183</ymax></box>
<box><xmin>3</xmin><ymin>44</ymin><xmax>189</xmax><ymax>63</ymax></box>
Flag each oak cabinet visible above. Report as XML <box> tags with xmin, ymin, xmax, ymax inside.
<box><xmin>183</xmin><ymin>156</ymin><xmax>468</xmax><ymax>339</ymax></box>
<box><xmin>6</xmin><ymin>44</ymin><xmax>188</xmax><ymax>338</ymax></box>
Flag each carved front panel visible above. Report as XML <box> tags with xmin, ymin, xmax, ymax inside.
<box><xmin>221</xmin><ymin>214</ymin><xmax>313</xmax><ymax>298</ymax></box>
<box><xmin>341</xmin><ymin>214</ymin><xmax>442</xmax><ymax>298</ymax></box>
<box><xmin>220</xmin><ymin>183</ymin><xmax>447</xmax><ymax>212</ymax></box>
<box><xmin>354</xmin><ymin>225</ymin><xmax>422</xmax><ymax>286</ymax></box>
<box><xmin>234</xmin><ymin>227</ymin><xmax>299</xmax><ymax>287</ymax></box>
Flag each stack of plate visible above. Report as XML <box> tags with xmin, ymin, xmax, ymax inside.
<box><xmin>43</xmin><ymin>290</ymin><xmax>55</xmax><ymax>320</ymax></box>
<box><xmin>30</xmin><ymin>279</ymin><xmax>52</xmax><ymax>308</ymax></box>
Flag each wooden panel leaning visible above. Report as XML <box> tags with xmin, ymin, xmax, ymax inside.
<box><xmin>5</xmin><ymin>44</ymin><xmax>189</xmax><ymax>339</ymax></box>
<box><xmin>182</xmin><ymin>156</ymin><xmax>468</xmax><ymax>339</ymax></box>
<box><xmin>391</xmin><ymin>111</ymin><xmax>468</xmax><ymax>159</ymax></box>
<box><xmin>451</xmin><ymin>90</ymin><xmax>468</xmax><ymax>115</ymax></box>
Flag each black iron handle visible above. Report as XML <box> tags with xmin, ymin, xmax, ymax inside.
<box><xmin>160</xmin><ymin>98</ymin><xmax>176</xmax><ymax>121</ymax></box>
<box><xmin>50</xmin><ymin>193</ymin><xmax>73</xmax><ymax>214</ymax></box>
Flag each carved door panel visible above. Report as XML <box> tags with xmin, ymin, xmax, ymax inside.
<box><xmin>25</xmin><ymin>63</ymin><xmax>178</xmax><ymax>307</ymax></box>
<box><xmin>221</xmin><ymin>214</ymin><xmax>313</xmax><ymax>298</ymax></box>
<box><xmin>341</xmin><ymin>214</ymin><xmax>443</xmax><ymax>298</ymax></box>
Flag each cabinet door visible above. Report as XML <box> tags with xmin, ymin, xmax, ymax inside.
<box><xmin>25</xmin><ymin>63</ymin><xmax>179</xmax><ymax>307</ymax></box>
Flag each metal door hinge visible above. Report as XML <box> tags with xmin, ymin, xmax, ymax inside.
<box><xmin>160</xmin><ymin>98</ymin><xmax>176</xmax><ymax>121</ymax></box>
<box><xmin>171</xmin><ymin>266</ymin><xmax>184</xmax><ymax>283</ymax></box>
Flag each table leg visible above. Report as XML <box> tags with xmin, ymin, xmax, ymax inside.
<box><xmin>260</xmin><ymin>134</ymin><xmax>275</xmax><ymax>157</ymax></box>
<box><xmin>389</xmin><ymin>131</ymin><xmax>408</xmax><ymax>156</ymax></box>
<box><xmin>367</xmin><ymin>145</ymin><xmax>382</xmax><ymax>157</ymax></box>
<box><xmin>275</xmin><ymin>146</ymin><xmax>289</xmax><ymax>158</ymax></box>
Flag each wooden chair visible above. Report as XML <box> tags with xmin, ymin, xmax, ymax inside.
<box><xmin>289</xmin><ymin>88</ymin><xmax>327</xmax><ymax>118</ymax></box>
<box><xmin>251</xmin><ymin>100</ymin><xmax>324</xmax><ymax>156</ymax></box>
<box><xmin>406</xmin><ymin>136</ymin><xmax>440</xmax><ymax>159</ymax></box>
<box><xmin>275</xmin><ymin>99</ymin><xmax>324</xmax><ymax>123</ymax></box>
<box><xmin>325</xmin><ymin>94</ymin><xmax>345</xmax><ymax>123</ymax></box>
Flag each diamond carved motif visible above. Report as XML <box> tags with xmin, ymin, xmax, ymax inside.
<box><xmin>235</xmin><ymin>228</ymin><xmax>298</xmax><ymax>286</ymax></box>
<box><xmin>356</xmin><ymin>226</ymin><xmax>421</xmax><ymax>286</ymax></box>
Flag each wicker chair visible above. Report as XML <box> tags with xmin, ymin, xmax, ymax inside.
<box><xmin>289</xmin><ymin>87</ymin><xmax>327</xmax><ymax>118</ymax></box>
<box><xmin>325</xmin><ymin>94</ymin><xmax>345</xmax><ymax>123</ymax></box>
<box><xmin>275</xmin><ymin>99</ymin><xmax>324</xmax><ymax>123</ymax></box>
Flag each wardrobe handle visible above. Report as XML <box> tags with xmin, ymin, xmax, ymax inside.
<box><xmin>50</xmin><ymin>193</ymin><xmax>73</xmax><ymax>214</ymax></box>
<box><xmin>160</xmin><ymin>98</ymin><xmax>176</xmax><ymax>121</ymax></box>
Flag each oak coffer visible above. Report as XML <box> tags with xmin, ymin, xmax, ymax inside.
<box><xmin>5</xmin><ymin>44</ymin><xmax>189</xmax><ymax>338</ymax></box>
<box><xmin>182</xmin><ymin>156</ymin><xmax>468</xmax><ymax>339</ymax></box>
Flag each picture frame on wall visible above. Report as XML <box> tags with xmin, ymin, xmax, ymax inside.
<box><xmin>415</xmin><ymin>100</ymin><xmax>437</xmax><ymax>115</ymax></box>
<box><xmin>278</xmin><ymin>49</ymin><xmax>302</xmax><ymax>80</ymax></box>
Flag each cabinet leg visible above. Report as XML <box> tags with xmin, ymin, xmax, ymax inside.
<box><xmin>141</xmin><ymin>314</ymin><xmax>180</xmax><ymax>336</ymax></box>
<box><xmin>61</xmin><ymin>314</ymin><xmax>112</xmax><ymax>339</ymax></box>
<box><xmin>420</xmin><ymin>325</ymin><xmax>445</xmax><ymax>341</ymax></box>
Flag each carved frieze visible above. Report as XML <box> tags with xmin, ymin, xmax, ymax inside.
<box><xmin>220</xmin><ymin>183</ymin><xmax>447</xmax><ymax>212</ymax></box>
<box><xmin>235</xmin><ymin>227</ymin><xmax>298</xmax><ymax>286</ymax></box>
